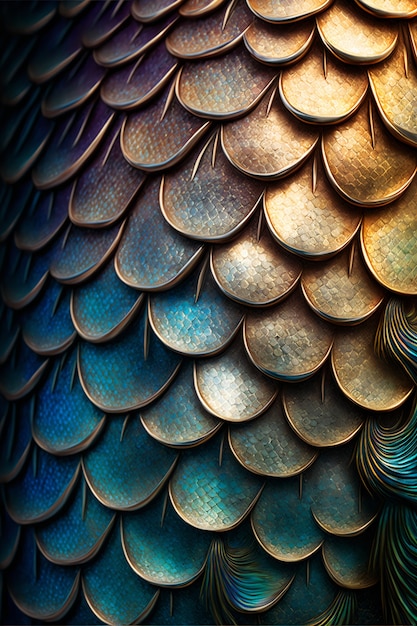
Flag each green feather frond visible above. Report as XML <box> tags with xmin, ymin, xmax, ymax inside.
<box><xmin>356</xmin><ymin>399</ymin><xmax>417</xmax><ymax>504</ymax></box>
<box><xmin>201</xmin><ymin>537</ymin><xmax>287</xmax><ymax>625</ymax></box>
<box><xmin>375</xmin><ymin>298</ymin><xmax>417</xmax><ymax>384</ymax></box>
<box><xmin>306</xmin><ymin>590</ymin><xmax>357</xmax><ymax>626</ymax></box>
<box><xmin>371</xmin><ymin>504</ymin><xmax>417</xmax><ymax>625</ymax></box>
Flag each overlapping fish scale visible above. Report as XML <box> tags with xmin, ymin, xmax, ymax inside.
<box><xmin>140</xmin><ymin>359</ymin><xmax>221</xmax><ymax>447</ymax></box>
<box><xmin>369</xmin><ymin>42</ymin><xmax>417</xmax><ymax>148</ymax></box>
<box><xmin>50</xmin><ymin>221</ymin><xmax>125</xmax><ymax>284</ymax></box>
<box><xmin>301</xmin><ymin>242</ymin><xmax>385</xmax><ymax>324</ymax></box>
<box><xmin>211</xmin><ymin>217</ymin><xmax>302</xmax><ymax>306</ymax></box>
<box><xmin>316</xmin><ymin>0</ymin><xmax>398</xmax><ymax>64</ymax></box>
<box><xmin>244</xmin><ymin>287</ymin><xmax>334</xmax><ymax>381</ymax></box>
<box><xmin>27</xmin><ymin>12</ymin><xmax>86</xmax><ymax>83</ymax></box>
<box><xmin>81</xmin><ymin>521</ymin><xmax>159</xmax><ymax>625</ymax></box>
<box><xmin>149</xmin><ymin>267</ymin><xmax>244</xmax><ymax>356</ymax></box>
<box><xmin>322</xmin><ymin>101</ymin><xmax>417</xmax><ymax>207</ymax></box>
<box><xmin>116</xmin><ymin>177</ymin><xmax>204</xmax><ymax>289</ymax></box>
<box><xmin>252</xmin><ymin>476</ymin><xmax>324</xmax><ymax>562</ymax></box>
<box><xmin>59</xmin><ymin>0</ymin><xmax>91</xmax><ymax>19</ymax></box>
<box><xmin>71</xmin><ymin>259</ymin><xmax>144</xmax><ymax>342</ymax></box>
<box><xmin>21</xmin><ymin>276</ymin><xmax>76</xmax><ymax>355</ymax></box>
<box><xmin>169</xmin><ymin>432</ymin><xmax>263</xmax><ymax>531</ymax></box>
<box><xmin>32</xmin><ymin>349</ymin><xmax>105</xmax><ymax>455</ymax></box>
<box><xmin>222</xmin><ymin>87</ymin><xmax>319</xmax><ymax>179</ymax></box>
<box><xmin>78</xmin><ymin>308</ymin><xmax>182</xmax><ymax>412</ymax></box>
<box><xmin>32</xmin><ymin>98</ymin><xmax>115</xmax><ymax>189</ymax></box>
<box><xmin>36</xmin><ymin>475</ymin><xmax>115</xmax><ymax>566</ymax></box>
<box><xmin>179</xmin><ymin>0</ymin><xmax>226</xmax><ymax>18</ymax></box>
<box><xmin>331</xmin><ymin>313</ymin><xmax>414</xmax><ymax>411</ymax></box>
<box><xmin>0</xmin><ymin>0</ymin><xmax>56</xmax><ymax>35</ymax></box>
<box><xmin>5</xmin><ymin>445</ymin><xmax>80</xmax><ymax>524</ymax></box>
<box><xmin>322</xmin><ymin>530</ymin><xmax>378</xmax><ymax>589</ymax></box>
<box><xmin>305</xmin><ymin>443</ymin><xmax>379</xmax><ymax>536</ymax></box>
<box><xmin>166</xmin><ymin>0</ymin><xmax>253</xmax><ymax>59</ymax></box>
<box><xmin>195</xmin><ymin>335</ymin><xmax>278</xmax><ymax>422</ymax></box>
<box><xmin>356</xmin><ymin>0</ymin><xmax>417</xmax><ymax>19</ymax></box>
<box><xmin>69</xmin><ymin>119</ymin><xmax>145</xmax><ymax>226</ymax></box>
<box><xmin>0</xmin><ymin>179</ymin><xmax>32</xmax><ymax>245</ymax></box>
<box><xmin>131</xmin><ymin>0</ymin><xmax>184</xmax><ymax>23</ymax></box>
<box><xmin>229</xmin><ymin>396</ymin><xmax>317</xmax><ymax>476</ymax></box>
<box><xmin>121</xmin><ymin>80</ymin><xmax>211</xmax><ymax>170</ymax></box>
<box><xmin>81</xmin><ymin>0</ymin><xmax>132</xmax><ymax>49</ymax></box>
<box><xmin>7</xmin><ymin>526</ymin><xmax>80</xmax><ymax>622</ymax></box>
<box><xmin>14</xmin><ymin>185</ymin><xmax>70</xmax><ymax>251</ymax></box>
<box><xmin>1</xmin><ymin>1</ymin><xmax>417</xmax><ymax>625</ymax></box>
<box><xmin>82</xmin><ymin>414</ymin><xmax>178</xmax><ymax>510</ymax></box>
<box><xmin>361</xmin><ymin>176</ymin><xmax>417</xmax><ymax>295</ymax></box>
<box><xmin>282</xmin><ymin>368</ymin><xmax>365</xmax><ymax>447</ymax></box>
<box><xmin>247</xmin><ymin>0</ymin><xmax>333</xmax><ymax>23</ymax></box>
<box><xmin>1</xmin><ymin>237</ymin><xmax>57</xmax><ymax>309</ymax></box>
<box><xmin>93</xmin><ymin>12</ymin><xmax>178</xmax><ymax>67</ymax></box>
<box><xmin>0</xmin><ymin>97</ymin><xmax>53</xmax><ymax>184</ymax></box>
<box><xmin>0</xmin><ymin>86</ymin><xmax>23</xmax><ymax>155</ymax></box>
<box><xmin>41</xmin><ymin>52</ymin><xmax>106</xmax><ymax>118</ymax></box>
<box><xmin>121</xmin><ymin>491</ymin><xmax>211</xmax><ymax>586</ymax></box>
<box><xmin>280</xmin><ymin>40</ymin><xmax>368</xmax><ymax>124</ymax></box>
<box><xmin>101</xmin><ymin>41</ymin><xmax>178</xmax><ymax>110</ymax></box>
<box><xmin>177</xmin><ymin>45</ymin><xmax>277</xmax><ymax>120</ymax></box>
<box><xmin>243</xmin><ymin>17</ymin><xmax>315</xmax><ymax>65</ymax></box>
<box><xmin>1</xmin><ymin>590</ymin><xmax>32</xmax><ymax>626</ymax></box>
<box><xmin>265</xmin><ymin>152</ymin><xmax>362</xmax><ymax>259</ymax></box>
<box><xmin>0</xmin><ymin>86</ymin><xmax>42</xmax><ymax>155</ymax></box>
<box><xmin>0</xmin><ymin>35</ymin><xmax>36</xmax><ymax>105</ymax></box>
<box><xmin>160</xmin><ymin>133</ymin><xmax>264</xmax><ymax>241</ymax></box>
<box><xmin>0</xmin><ymin>339</ymin><xmax>49</xmax><ymax>401</ymax></box>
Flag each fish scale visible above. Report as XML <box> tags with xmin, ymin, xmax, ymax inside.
<box><xmin>1</xmin><ymin>0</ymin><xmax>417</xmax><ymax>624</ymax></box>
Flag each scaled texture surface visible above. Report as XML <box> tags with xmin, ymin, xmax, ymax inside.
<box><xmin>0</xmin><ymin>0</ymin><xmax>417</xmax><ymax>624</ymax></box>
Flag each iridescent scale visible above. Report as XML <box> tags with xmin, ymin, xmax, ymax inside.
<box><xmin>1</xmin><ymin>1</ymin><xmax>417</xmax><ymax>624</ymax></box>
